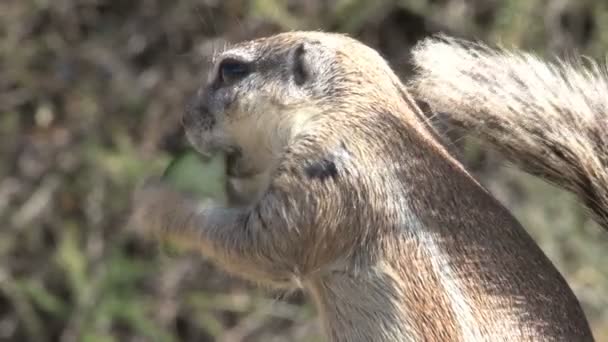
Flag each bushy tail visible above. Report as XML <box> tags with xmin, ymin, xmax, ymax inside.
<box><xmin>409</xmin><ymin>35</ymin><xmax>608</xmax><ymax>230</ymax></box>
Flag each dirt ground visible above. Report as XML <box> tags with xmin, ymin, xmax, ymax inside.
<box><xmin>1</xmin><ymin>0</ymin><xmax>607</xmax><ymax>341</ymax></box>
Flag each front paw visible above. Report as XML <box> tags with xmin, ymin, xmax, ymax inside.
<box><xmin>128</xmin><ymin>178</ymin><xmax>191</xmax><ymax>240</ymax></box>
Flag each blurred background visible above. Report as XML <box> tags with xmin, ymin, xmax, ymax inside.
<box><xmin>1</xmin><ymin>0</ymin><xmax>607</xmax><ymax>341</ymax></box>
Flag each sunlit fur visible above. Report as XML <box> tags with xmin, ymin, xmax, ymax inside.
<box><xmin>410</xmin><ymin>35</ymin><xmax>608</xmax><ymax>230</ymax></box>
<box><xmin>131</xmin><ymin>32</ymin><xmax>594</xmax><ymax>341</ymax></box>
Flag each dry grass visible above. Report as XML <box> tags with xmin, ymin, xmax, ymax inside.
<box><xmin>0</xmin><ymin>0</ymin><xmax>606</xmax><ymax>341</ymax></box>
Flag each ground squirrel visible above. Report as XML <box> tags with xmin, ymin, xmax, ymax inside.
<box><xmin>410</xmin><ymin>35</ymin><xmax>608</xmax><ymax>231</ymax></box>
<box><xmin>130</xmin><ymin>31</ymin><xmax>593</xmax><ymax>341</ymax></box>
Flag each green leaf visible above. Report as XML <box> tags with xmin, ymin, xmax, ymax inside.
<box><xmin>162</xmin><ymin>148</ymin><xmax>227</xmax><ymax>205</ymax></box>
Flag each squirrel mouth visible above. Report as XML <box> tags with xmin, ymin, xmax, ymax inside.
<box><xmin>225</xmin><ymin>149</ymin><xmax>261</xmax><ymax>179</ymax></box>
<box><xmin>184</xmin><ymin>130</ymin><xmax>260</xmax><ymax>179</ymax></box>
<box><xmin>225</xmin><ymin>149</ymin><xmax>240</xmax><ymax>175</ymax></box>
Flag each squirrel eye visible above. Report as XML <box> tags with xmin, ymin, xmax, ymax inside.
<box><xmin>218</xmin><ymin>58</ymin><xmax>250</xmax><ymax>84</ymax></box>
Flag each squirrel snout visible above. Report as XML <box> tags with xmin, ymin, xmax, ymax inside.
<box><xmin>183</xmin><ymin>94</ymin><xmax>216</xmax><ymax>131</ymax></box>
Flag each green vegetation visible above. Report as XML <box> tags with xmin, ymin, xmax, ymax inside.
<box><xmin>163</xmin><ymin>149</ymin><xmax>227</xmax><ymax>204</ymax></box>
<box><xmin>1</xmin><ymin>0</ymin><xmax>606</xmax><ymax>341</ymax></box>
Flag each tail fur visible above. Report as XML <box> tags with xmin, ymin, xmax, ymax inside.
<box><xmin>409</xmin><ymin>35</ymin><xmax>608</xmax><ymax>230</ymax></box>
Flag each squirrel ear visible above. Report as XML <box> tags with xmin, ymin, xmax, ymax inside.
<box><xmin>290</xmin><ymin>42</ymin><xmax>309</xmax><ymax>86</ymax></box>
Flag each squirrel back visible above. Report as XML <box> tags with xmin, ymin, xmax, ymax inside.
<box><xmin>409</xmin><ymin>36</ymin><xmax>608</xmax><ymax>230</ymax></box>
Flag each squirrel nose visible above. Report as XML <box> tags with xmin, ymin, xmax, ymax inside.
<box><xmin>183</xmin><ymin>90</ymin><xmax>204</xmax><ymax>122</ymax></box>
<box><xmin>182</xmin><ymin>100</ymin><xmax>197</xmax><ymax>128</ymax></box>
<box><xmin>183</xmin><ymin>94</ymin><xmax>216</xmax><ymax>130</ymax></box>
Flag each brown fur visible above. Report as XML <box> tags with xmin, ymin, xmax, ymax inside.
<box><xmin>410</xmin><ymin>35</ymin><xmax>608</xmax><ymax>231</ymax></box>
<box><xmin>130</xmin><ymin>32</ymin><xmax>593</xmax><ymax>341</ymax></box>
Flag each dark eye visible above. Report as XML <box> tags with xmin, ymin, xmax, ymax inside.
<box><xmin>218</xmin><ymin>58</ymin><xmax>250</xmax><ymax>85</ymax></box>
